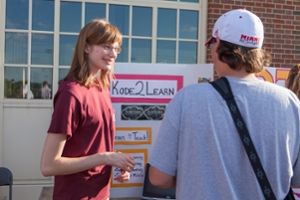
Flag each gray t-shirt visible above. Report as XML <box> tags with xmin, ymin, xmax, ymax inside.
<box><xmin>149</xmin><ymin>76</ymin><xmax>300</xmax><ymax>200</ymax></box>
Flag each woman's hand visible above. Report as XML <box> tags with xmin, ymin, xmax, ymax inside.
<box><xmin>106</xmin><ymin>151</ymin><xmax>135</xmax><ymax>172</ymax></box>
<box><xmin>114</xmin><ymin>170</ymin><xmax>131</xmax><ymax>183</ymax></box>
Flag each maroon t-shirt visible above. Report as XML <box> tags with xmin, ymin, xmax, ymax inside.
<box><xmin>48</xmin><ymin>79</ymin><xmax>115</xmax><ymax>200</ymax></box>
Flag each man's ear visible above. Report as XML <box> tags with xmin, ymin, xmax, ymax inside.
<box><xmin>84</xmin><ymin>42</ymin><xmax>90</xmax><ymax>54</ymax></box>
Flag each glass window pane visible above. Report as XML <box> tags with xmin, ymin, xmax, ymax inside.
<box><xmin>179</xmin><ymin>10</ymin><xmax>198</xmax><ymax>39</ymax></box>
<box><xmin>131</xmin><ymin>39</ymin><xmax>151</xmax><ymax>63</ymax></box>
<box><xmin>5</xmin><ymin>0</ymin><xmax>28</xmax><ymax>29</ymax></box>
<box><xmin>31</xmin><ymin>34</ymin><xmax>53</xmax><ymax>65</ymax></box>
<box><xmin>60</xmin><ymin>2</ymin><xmax>81</xmax><ymax>32</ymax></box>
<box><xmin>32</xmin><ymin>0</ymin><xmax>54</xmax><ymax>31</ymax></box>
<box><xmin>109</xmin><ymin>5</ymin><xmax>129</xmax><ymax>35</ymax></box>
<box><xmin>85</xmin><ymin>3</ymin><xmax>106</xmax><ymax>25</ymax></box>
<box><xmin>31</xmin><ymin>68</ymin><xmax>53</xmax><ymax>99</ymax></box>
<box><xmin>181</xmin><ymin>0</ymin><xmax>199</xmax><ymax>2</ymax></box>
<box><xmin>5</xmin><ymin>32</ymin><xmax>28</xmax><ymax>64</ymax></box>
<box><xmin>59</xmin><ymin>35</ymin><xmax>77</xmax><ymax>66</ymax></box>
<box><xmin>4</xmin><ymin>67</ymin><xmax>28</xmax><ymax>99</ymax></box>
<box><xmin>157</xmin><ymin>8</ymin><xmax>176</xmax><ymax>38</ymax></box>
<box><xmin>178</xmin><ymin>41</ymin><xmax>197</xmax><ymax>64</ymax></box>
<box><xmin>116</xmin><ymin>38</ymin><xmax>128</xmax><ymax>62</ymax></box>
<box><xmin>157</xmin><ymin>40</ymin><xmax>176</xmax><ymax>63</ymax></box>
<box><xmin>59</xmin><ymin>69</ymin><xmax>69</xmax><ymax>84</ymax></box>
<box><xmin>132</xmin><ymin>6</ymin><xmax>152</xmax><ymax>37</ymax></box>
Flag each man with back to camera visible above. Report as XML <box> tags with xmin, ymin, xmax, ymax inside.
<box><xmin>148</xmin><ymin>9</ymin><xmax>300</xmax><ymax>199</ymax></box>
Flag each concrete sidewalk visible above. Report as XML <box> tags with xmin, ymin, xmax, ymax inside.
<box><xmin>39</xmin><ymin>187</ymin><xmax>140</xmax><ymax>200</ymax></box>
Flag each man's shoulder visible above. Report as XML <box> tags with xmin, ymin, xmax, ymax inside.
<box><xmin>180</xmin><ymin>82</ymin><xmax>212</xmax><ymax>92</ymax></box>
<box><xmin>170</xmin><ymin>82</ymin><xmax>215</xmax><ymax>104</ymax></box>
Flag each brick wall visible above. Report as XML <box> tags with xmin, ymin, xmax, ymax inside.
<box><xmin>206</xmin><ymin>0</ymin><xmax>300</xmax><ymax>69</ymax></box>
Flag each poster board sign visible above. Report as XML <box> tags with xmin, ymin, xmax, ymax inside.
<box><xmin>110</xmin><ymin>63</ymin><xmax>214</xmax><ymax>198</ymax></box>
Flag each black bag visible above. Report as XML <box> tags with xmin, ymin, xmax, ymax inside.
<box><xmin>210</xmin><ymin>77</ymin><xmax>295</xmax><ymax>200</ymax></box>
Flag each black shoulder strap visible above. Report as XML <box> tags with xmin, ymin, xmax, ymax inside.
<box><xmin>210</xmin><ymin>77</ymin><xmax>277</xmax><ymax>200</ymax></box>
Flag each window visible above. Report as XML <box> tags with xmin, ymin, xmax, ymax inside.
<box><xmin>4</xmin><ymin>0</ymin><xmax>54</xmax><ymax>100</ymax></box>
<box><xmin>3</xmin><ymin>0</ymin><xmax>202</xmax><ymax>100</ymax></box>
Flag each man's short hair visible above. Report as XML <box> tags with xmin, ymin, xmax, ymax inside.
<box><xmin>216</xmin><ymin>41</ymin><xmax>271</xmax><ymax>73</ymax></box>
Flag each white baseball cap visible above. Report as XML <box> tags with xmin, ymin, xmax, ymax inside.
<box><xmin>205</xmin><ymin>9</ymin><xmax>264</xmax><ymax>48</ymax></box>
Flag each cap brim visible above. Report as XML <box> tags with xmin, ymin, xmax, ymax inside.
<box><xmin>205</xmin><ymin>37</ymin><xmax>213</xmax><ymax>46</ymax></box>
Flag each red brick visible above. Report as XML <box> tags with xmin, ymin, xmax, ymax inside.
<box><xmin>282</xmin><ymin>5</ymin><xmax>295</xmax><ymax>10</ymax></box>
<box><xmin>286</xmin><ymin>29</ymin><xmax>294</xmax><ymax>34</ymax></box>
<box><xmin>266</xmin><ymin>8</ymin><xmax>272</xmax><ymax>13</ymax></box>
<box><xmin>280</xmin><ymin>64</ymin><xmax>293</xmax><ymax>68</ymax></box>
<box><xmin>264</xmin><ymin>23</ymin><xmax>275</xmax><ymax>28</ymax></box>
<box><xmin>272</xmin><ymin>38</ymin><xmax>285</xmax><ymax>43</ymax></box>
<box><xmin>273</xmin><ymin>0</ymin><xmax>286</xmax><ymax>4</ymax></box>
<box><xmin>273</xmin><ymin>9</ymin><xmax>285</xmax><ymax>14</ymax></box>
<box><xmin>224</xmin><ymin>5</ymin><xmax>231</xmax><ymax>9</ymax></box>
<box><xmin>265</xmin><ymin>33</ymin><xmax>275</xmax><ymax>38</ymax></box>
<box><xmin>253</xmin><ymin>7</ymin><xmax>266</xmax><ymax>12</ymax></box>
<box><xmin>286</xmin><ymin>10</ymin><xmax>293</xmax><ymax>15</ymax></box>
<box><xmin>210</xmin><ymin>4</ymin><xmax>224</xmax><ymax>8</ymax></box>
<box><xmin>231</xmin><ymin>5</ymin><xmax>243</xmax><ymax>9</ymax></box>
<box><xmin>293</xmin><ymin>1</ymin><xmax>300</xmax><ymax>6</ymax></box>
<box><xmin>272</xmin><ymin>58</ymin><xmax>285</xmax><ymax>63</ymax></box>
<box><xmin>266</xmin><ymin>18</ymin><xmax>273</xmax><ymax>23</ymax></box>
<box><xmin>282</xmin><ymin>15</ymin><xmax>295</xmax><ymax>21</ymax></box>
<box><xmin>262</xmin><ymin>3</ymin><xmax>276</xmax><ymax>8</ymax></box>
<box><xmin>282</xmin><ymin>45</ymin><xmax>294</xmax><ymax>49</ymax></box>
<box><xmin>291</xmin><ymin>50</ymin><xmax>300</xmax><ymax>54</ymax></box>
<box><xmin>282</xmin><ymin>54</ymin><xmax>294</xmax><ymax>59</ymax></box>
<box><xmin>205</xmin><ymin>0</ymin><xmax>300</xmax><ymax>68</ymax></box>
<box><xmin>273</xmin><ymin>54</ymin><xmax>282</xmax><ymax>58</ymax></box>
<box><xmin>241</xmin><ymin>2</ymin><xmax>255</xmax><ymax>6</ymax></box>
<box><xmin>272</xmin><ymin>29</ymin><xmax>285</xmax><ymax>34</ymax></box>
<box><xmin>285</xmin><ymin>49</ymin><xmax>292</xmax><ymax>54</ymax></box>
<box><xmin>282</xmin><ymin>25</ymin><xmax>295</xmax><ymax>29</ymax></box>
<box><xmin>255</xmin><ymin>2</ymin><xmax>262</xmax><ymax>7</ymax></box>
<box><xmin>284</xmin><ymin>35</ymin><xmax>295</xmax><ymax>40</ymax></box>
<box><xmin>273</xmin><ymin>19</ymin><xmax>285</xmax><ymax>24</ymax></box>
<box><xmin>220</xmin><ymin>0</ymin><xmax>234</xmax><ymax>3</ymax></box>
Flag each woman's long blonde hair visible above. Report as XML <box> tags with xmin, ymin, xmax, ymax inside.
<box><xmin>65</xmin><ymin>19</ymin><xmax>122</xmax><ymax>89</ymax></box>
<box><xmin>286</xmin><ymin>63</ymin><xmax>300</xmax><ymax>100</ymax></box>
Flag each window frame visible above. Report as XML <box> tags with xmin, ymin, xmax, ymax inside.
<box><xmin>0</xmin><ymin>0</ymin><xmax>208</xmax><ymax>103</ymax></box>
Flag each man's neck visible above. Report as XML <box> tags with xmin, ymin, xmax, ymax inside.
<box><xmin>216</xmin><ymin>63</ymin><xmax>257</xmax><ymax>80</ymax></box>
<box><xmin>221</xmin><ymin>71</ymin><xmax>257</xmax><ymax>80</ymax></box>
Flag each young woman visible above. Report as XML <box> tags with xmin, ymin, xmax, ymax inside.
<box><xmin>40</xmin><ymin>19</ymin><xmax>135</xmax><ymax>200</ymax></box>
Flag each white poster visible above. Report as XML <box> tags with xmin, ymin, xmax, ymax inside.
<box><xmin>110</xmin><ymin>63</ymin><xmax>214</xmax><ymax>198</ymax></box>
<box><xmin>257</xmin><ymin>66</ymin><xmax>290</xmax><ymax>87</ymax></box>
